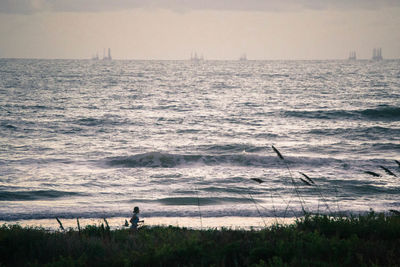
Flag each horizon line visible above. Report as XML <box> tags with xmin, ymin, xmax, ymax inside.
<box><xmin>1</xmin><ymin>57</ymin><xmax>399</xmax><ymax>61</ymax></box>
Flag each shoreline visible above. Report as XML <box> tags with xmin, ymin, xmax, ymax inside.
<box><xmin>0</xmin><ymin>216</ymin><xmax>296</xmax><ymax>230</ymax></box>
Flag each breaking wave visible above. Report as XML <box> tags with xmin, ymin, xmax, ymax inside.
<box><xmin>283</xmin><ymin>105</ymin><xmax>400</xmax><ymax>121</ymax></box>
<box><xmin>0</xmin><ymin>190</ymin><xmax>86</xmax><ymax>201</ymax></box>
<box><xmin>106</xmin><ymin>151</ymin><xmax>351</xmax><ymax>169</ymax></box>
<box><xmin>106</xmin><ymin>152</ymin><xmax>275</xmax><ymax>168</ymax></box>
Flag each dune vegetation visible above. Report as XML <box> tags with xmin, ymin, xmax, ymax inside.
<box><xmin>1</xmin><ymin>212</ymin><xmax>400</xmax><ymax>266</ymax></box>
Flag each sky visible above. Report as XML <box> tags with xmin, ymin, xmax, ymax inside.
<box><xmin>0</xmin><ymin>0</ymin><xmax>399</xmax><ymax>60</ymax></box>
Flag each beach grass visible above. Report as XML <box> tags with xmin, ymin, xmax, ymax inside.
<box><xmin>1</xmin><ymin>211</ymin><xmax>399</xmax><ymax>266</ymax></box>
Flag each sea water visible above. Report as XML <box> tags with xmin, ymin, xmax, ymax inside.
<box><xmin>0</xmin><ymin>59</ymin><xmax>399</xmax><ymax>227</ymax></box>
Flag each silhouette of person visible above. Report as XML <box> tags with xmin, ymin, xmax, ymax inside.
<box><xmin>130</xmin><ymin>206</ymin><xmax>143</xmax><ymax>231</ymax></box>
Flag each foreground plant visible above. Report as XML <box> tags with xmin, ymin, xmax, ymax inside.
<box><xmin>1</xmin><ymin>212</ymin><xmax>399</xmax><ymax>266</ymax></box>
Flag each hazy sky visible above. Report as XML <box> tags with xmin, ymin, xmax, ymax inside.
<box><xmin>1</xmin><ymin>0</ymin><xmax>399</xmax><ymax>59</ymax></box>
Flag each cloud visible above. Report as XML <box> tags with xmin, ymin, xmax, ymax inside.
<box><xmin>1</xmin><ymin>0</ymin><xmax>400</xmax><ymax>14</ymax></box>
<box><xmin>0</xmin><ymin>0</ymin><xmax>51</xmax><ymax>14</ymax></box>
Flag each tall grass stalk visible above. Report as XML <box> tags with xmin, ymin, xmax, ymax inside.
<box><xmin>77</xmin><ymin>218</ymin><xmax>81</xmax><ymax>236</ymax></box>
<box><xmin>56</xmin><ymin>217</ymin><xmax>64</xmax><ymax>231</ymax></box>
<box><xmin>261</xmin><ymin>193</ymin><xmax>299</xmax><ymax>220</ymax></box>
<box><xmin>299</xmin><ymin>178</ymin><xmax>312</xmax><ymax>186</ymax></box>
<box><xmin>380</xmin><ymin>166</ymin><xmax>397</xmax><ymax>177</ymax></box>
<box><xmin>299</xmin><ymin>172</ymin><xmax>314</xmax><ymax>185</ymax></box>
<box><xmin>243</xmin><ymin>186</ymin><xmax>299</xmax><ymax>221</ymax></box>
<box><xmin>299</xmin><ymin>172</ymin><xmax>332</xmax><ymax>214</ymax></box>
<box><xmin>236</xmin><ymin>191</ymin><xmax>268</xmax><ymax>226</ymax></box>
<box><xmin>270</xmin><ymin>192</ymin><xmax>279</xmax><ymax>224</ymax></box>
<box><xmin>248</xmin><ymin>193</ymin><xmax>267</xmax><ymax>227</ymax></box>
<box><xmin>267</xmin><ymin>190</ymin><xmax>300</xmax><ymax>221</ymax></box>
<box><xmin>395</xmin><ymin>160</ymin><xmax>400</xmax><ymax>168</ymax></box>
<box><xmin>271</xmin><ymin>145</ymin><xmax>307</xmax><ymax>214</ymax></box>
<box><xmin>280</xmin><ymin>194</ymin><xmax>299</xmax><ymax>219</ymax></box>
<box><xmin>103</xmin><ymin>218</ymin><xmax>110</xmax><ymax>231</ymax></box>
<box><xmin>195</xmin><ymin>188</ymin><xmax>203</xmax><ymax>229</ymax></box>
<box><xmin>334</xmin><ymin>185</ymin><xmax>341</xmax><ymax>214</ymax></box>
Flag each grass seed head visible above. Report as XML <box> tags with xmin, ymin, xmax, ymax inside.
<box><xmin>364</xmin><ymin>171</ymin><xmax>381</xmax><ymax>177</ymax></box>
<box><xmin>300</xmin><ymin>178</ymin><xmax>312</xmax><ymax>186</ymax></box>
<box><xmin>250</xmin><ymin>178</ymin><xmax>264</xmax><ymax>184</ymax></box>
<box><xmin>272</xmin><ymin>145</ymin><xmax>284</xmax><ymax>160</ymax></box>
<box><xmin>299</xmin><ymin>172</ymin><xmax>315</xmax><ymax>184</ymax></box>
<box><xmin>380</xmin><ymin>166</ymin><xmax>397</xmax><ymax>177</ymax></box>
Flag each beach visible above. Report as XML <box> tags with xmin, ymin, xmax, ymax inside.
<box><xmin>1</xmin><ymin>59</ymin><xmax>399</xmax><ymax>228</ymax></box>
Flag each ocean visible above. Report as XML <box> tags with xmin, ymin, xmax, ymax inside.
<box><xmin>0</xmin><ymin>59</ymin><xmax>399</xmax><ymax>228</ymax></box>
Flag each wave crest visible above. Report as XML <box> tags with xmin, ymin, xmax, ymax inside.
<box><xmin>105</xmin><ymin>151</ymin><xmax>346</xmax><ymax>169</ymax></box>
<box><xmin>0</xmin><ymin>190</ymin><xmax>85</xmax><ymax>201</ymax></box>
<box><xmin>284</xmin><ymin>105</ymin><xmax>400</xmax><ymax>121</ymax></box>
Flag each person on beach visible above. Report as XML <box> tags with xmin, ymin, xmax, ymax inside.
<box><xmin>130</xmin><ymin>206</ymin><xmax>143</xmax><ymax>231</ymax></box>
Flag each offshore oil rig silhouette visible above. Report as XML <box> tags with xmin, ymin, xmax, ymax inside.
<box><xmin>347</xmin><ymin>48</ymin><xmax>383</xmax><ymax>61</ymax></box>
<box><xmin>348</xmin><ymin>51</ymin><xmax>356</xmax><ymax>60</ymax></box>
<box><xmin>102</xmin><ymin>48</ymin><xmax>112</xmax><ymax>61</ymax></box>
<box><xmin>239</xmin><ymin>53</ymin><xmax>247</xmax><ymax>61</ymax></box>
<box><xmin>372</xmin><ymin>48</ymin><xmax>383</xmax><ymax>61</ymax></box>
<box><xmin>91</xmin><ymin>48</ymin><xmax>112</xmax><ymax>60</ymax></box>
<box><xmin>190</xmin><ymin>52</ymin><xmax>204</xmax><ymax>62</ymax></box>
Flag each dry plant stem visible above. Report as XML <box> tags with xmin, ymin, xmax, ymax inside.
<box><xmin>195</xmin><ymin>188</ymin><xmax>203</xmax><ymax>229</ymax></box>
<box><xmin>380</xmin><ymin>166</ymin><xmax>397</xmax><ymax>177</ymax></box>
<box><xmin>299</xmin><ymin>172</ymin><xmax>332</xmax><ymax>214</ymax></box>
<box><xmin>270</xmin><ymin>192</ymin><xmax>279</xmax><ymax>224</ymax></box>
<box><xmin>314</xmin><ymin>183</ymin><xmax>332</xmax><ymax>214</ymax></box>
<box><xmin>103</xmin><ymin>218</ymin><xmax>110</xmax><ymax>230</ymax></box>
<box><xmin>283</xmin><ymin>195</ymin><xmax>294</xmax><ymax>218</ymax></box>
<box><xmin>270</xmin><ymin>181</ymin><xmax>297</xmax><ymax>218</ymax></box>
<box><xmin>285</xmin><ymin>162</ymin><xmax>307</xmax><ymax>214</ymax></box>
<box><xmin>56</xmin><ymin>217</ymin><xmax>64</xmax><ymax>231</ymax></box>
<box><xmin>395</xmin><ymin>160</ymin><xmax>400</xmax><ymax>168</ymax></box>
<box><xmin>248</xmin><ymin>193</ymin><xmax>267</xmax><ymax>227</ymax></box>
<box><xmin>247</xmin><ymin>177</ymin><xmax>297</xmax><ymax>222</ymax></box>
<box><xmin>272</xmin><ymin>145</ymin><xmax>307</xmax><ymax>214</ymax></box>
<box><xmin>266</xmin><ymin>179</ymin><xmax>299</xmax><ymax>219</ymax></box>
<box><xmin>237</xmin><ymin>192</ymin><xmax>265</xmax><ymax>224</ymax></box>
<box><xmin>251</xmin><ymin>191</ymin><xmax>299</xmax><ymax>221</ymax></box>
<box><xmin>77</xmin><ymin>218</ymin><xmax>81</xmax><ymax>236</ymax></box>
<box><xmin>271</xmin><ymin>191</ymin><xmax>299</xmax><ymax>220</ymax></box>
<box><xmin>334</xmin><ymin>185</ymin><xmax>340</xmax><ymax>215</ymax></box>
<box><xmin>278</xmin><ymin>167</ymin><xmax>301</xmax><ymax>217</ymax></box>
